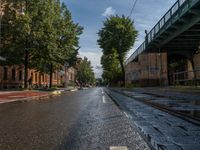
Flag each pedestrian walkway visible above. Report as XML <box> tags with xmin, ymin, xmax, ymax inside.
<box><xmin>0</xmin><ymin>87</ymin><xmax>78</xmax><ymax>104</ymax></box>
<box><xmin>0</xmin><ymin>91</ymin><xmax>49</xmax><ymax>104</ymax></box>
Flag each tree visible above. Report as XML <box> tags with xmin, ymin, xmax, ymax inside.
<box><xmin>98</xmin><ymin>15</ymin><xmax>137</xmax><ymax>85</ymax></box>
<box><xmin>76</xmin><ymin>57</ymin><xmax>95</xmax><ymax>86</ymax></box>
<box><xmin>1</xmin><ymin>0</ymin><xmax>57</xmax><ymax>88</ymax></box>
<box><xmin>32</xmin><ymin>2</ymin><xmax>83</xmax><ymax>88</ymax></box>
<box><xmin>101</xmin><ymin>48</ymin><xmax>122</xmax><ymax>85</ymax></box>
<box><xmin>1</xmin><ymin>0</ymin><xmax>83</xmax><ymax>88</ymax></box>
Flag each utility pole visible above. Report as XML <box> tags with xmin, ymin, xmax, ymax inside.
<box><xmin>64</xmin><ymin>62</ymin><xmax>69</xmax><ymax>88</ymax></box>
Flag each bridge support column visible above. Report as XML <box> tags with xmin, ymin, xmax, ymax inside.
<box><xmin>138</xmin><ymin>52</ymin><xmax>168</xmax><ymax>86</ymax></box>
<box><xmin>125</xmin><ymin>52</ymin><xmax>168</xmax><ymax>87</ymax></box>
<box><xmin>125</xmin><ymin>61</ymin><xmax>140</xmax><ymax>86</ymax></box>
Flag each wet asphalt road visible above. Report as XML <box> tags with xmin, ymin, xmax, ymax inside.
<box><xmin>0</xmin><ymin>88</ymin><xmax>149</xmax><ymax>150</ymax></box>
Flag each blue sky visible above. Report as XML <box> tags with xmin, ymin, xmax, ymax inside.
<box><xmin>61</xmin><ymin>0</ymin><xmax>176</xmax><ymax>78</ymax></box>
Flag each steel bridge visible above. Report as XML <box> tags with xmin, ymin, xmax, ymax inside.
<box><xmin>126</xmin><ymin>0</ymin><xmax>200</xmax><ymax>64</ymax></box>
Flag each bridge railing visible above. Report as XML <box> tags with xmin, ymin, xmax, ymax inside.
<box><xmin>126</xmin><ymin>41</ymin><xmax>146</xmax><ymax>65</ymax></box>
<box><xmin>126</xmin><ymin>0</ymin><xmax>198</xmax><ymax>65</ymax></box>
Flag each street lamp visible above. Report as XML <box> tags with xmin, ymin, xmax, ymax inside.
<box><xmin>64</xmin><ymin>62</ymin><xmax>69</xmax><ymax>88</ymax></box>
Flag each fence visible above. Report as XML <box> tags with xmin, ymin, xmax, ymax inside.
<box><xmin>169</xmin><ymin>69</ymin><xmax>200</xmax><ymax>85</ymax></box>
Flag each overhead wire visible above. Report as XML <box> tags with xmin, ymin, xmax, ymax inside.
<box><xmin>129</xmin><ymin>0</ymin><xmax>138</xmax><ymax>18</ymax></box>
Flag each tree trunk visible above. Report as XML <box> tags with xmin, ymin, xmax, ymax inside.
<box><xmin>24</xmin><ymin>50</ymin><xmax>28</xmax><ymax>89</ymax></box>
<box><xmin>118</xmin><ymin>39</ymin><xmax>125</xmax><ymax>87</ymax></box>
<box><xmin>118</xmin><ymin>55</ymin><xmax>125</xmax><ymax>87</ymax></box>
<box><xmin>49</xmin><ymin>63</ymin><xmax>53</xmax><ymax>88</ymax></box>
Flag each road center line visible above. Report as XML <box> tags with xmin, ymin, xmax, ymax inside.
<box><xmin>102</xmin><ymin>95</ymin><xmax>106</xmax><ymax>103</ymax></box>
<box><xmin>110</xmin><ymin>146</ymin><xmax>128</xmax><ymax>150</ymax></box>
<box><xmin>101</xmin><ymin>88</ymin><xmax>104</xmax><ymax>94</ymax></box>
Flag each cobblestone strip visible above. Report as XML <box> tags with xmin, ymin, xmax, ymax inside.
<box><xmin>106</xmin><ymin>89</ymin><xmax>200</xmax><ymax>150</ymax></box>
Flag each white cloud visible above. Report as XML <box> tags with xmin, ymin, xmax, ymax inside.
<box><xmin>102</xmin><ymin>6</ymin><xmax>116</xmax><ymax>17</ymax></box>
<box><xmin>79</xmin><ymin>50</ymin><xmax>103</xmax><ymax>78</ymax></box>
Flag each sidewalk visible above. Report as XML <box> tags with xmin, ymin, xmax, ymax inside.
<box><xmin>0</xmin><ymin>87</ymin><xmax>78</xmax><ymax>104</ymax></box>
<box><xmin>0</xmin><ymin>91</ymin><xmax>50</xmax><ymax>104</ymax></box>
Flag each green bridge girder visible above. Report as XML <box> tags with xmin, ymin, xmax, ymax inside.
<box><xmin>126</xmin><ymin>0</ymin><xmax>200</xmax><ymax>64</ymax></box>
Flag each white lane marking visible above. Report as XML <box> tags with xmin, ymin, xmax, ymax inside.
<box><xmin>102</xmin><ymin>95</ymin><xmax>106</xmax><ymax>103</ymax></box>
<box><xmin>124</xmin><ymin>112</ymin><xmax>129</xmax><ymax>118</ymax></box>
<box><xmin>110</xmin><ymin>146</ymin><xmax>128</xmax><ymax>150</ymax></box>
<box><xmin>101</xmin><ymin>88</ymin><xmax>104</xmax><ymax>94</ymax></box>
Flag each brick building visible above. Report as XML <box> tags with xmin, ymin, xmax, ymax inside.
<box><xmin>0</xmin><ymin>65</ymin><xmax>76</xmax><ymax>89</ymax></box>
<box><xmin>0</xmin><ymin>1</ymin><xmax>76</xmax><ymax>89</ymax></box>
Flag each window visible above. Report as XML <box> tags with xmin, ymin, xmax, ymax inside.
<box><xmin>71</xmin><ymin>73</ymin><xmax>73</xmax><ymax>80</ymax></box>
<box><xmin>3</xmin><ymin>67</ymin><xmax>8</xmax><ymax>80</ymax></box>
<box><xmin>45</xmin><ymin>75</ymin><xmax>47</xmax><ymax>82</ymax></box>
<box><xmin>12</xmin><ymin>68</ymin><xmax>16</xmax><ymax>80</ymax></box>
<box><xmin>35</xmin><ymin>73</ymin><xmax>38</xmax><ymax>82</ymax></box>
<box><xmin>30</xmin><ymin>73</ymin><xmax>33</xmax><ymax>82</ymax></box>
<box><xmin>54</xmin><ymin>73</ymin><xmax>57</xmax><ymax>80</ymax></box>
<box><xmin>19</xmin><ymin>70</ymin><xmax>22</xmax><ymax>81</ymax></box>
<box><xmin>42</xmin><ymin>74</ymin><xmax>45</xmax><ymax>82</ymax></box>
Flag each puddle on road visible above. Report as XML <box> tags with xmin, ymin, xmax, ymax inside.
<box><xmin>141</xmin><ymin>92</ymin><xmax>166</xmax><ymax>98</ymax></box>
<box><xmin>152</xmin><ymin>99</ymin><xmax>200</xmax><ymax>120</ymax></box>
<box><xmin>178</xmin><ymin>110</ymin><xmax>200</xmax><ymax>120</ymax></box>
<box><xmin>172</xmin><ymin>100</ymin><xmax>200</xmax><ymax>120</ymax></box>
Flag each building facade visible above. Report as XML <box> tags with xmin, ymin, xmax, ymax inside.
<box><xmin>0</xmin><ymin>65</ymin><xmax>76</xmax><ymax>89</ymax></box>
<box><xmin>0</xmin><ymin>1</ymin><xmax>77</xmax><ymax>89</ymax></box>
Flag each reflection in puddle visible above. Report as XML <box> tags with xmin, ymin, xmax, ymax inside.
<box><xmin>153</xmin><ymin>99</ymin><xmax>200</xmax><ymax>120</ymax></box>
<box><xmin>179</xmin><ymin>110</ymin><xmax>200</xmax><ymax>120</ymax></box>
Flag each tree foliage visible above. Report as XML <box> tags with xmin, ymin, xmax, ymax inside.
<box><xmin>76</xmin><ymin>57</ymin><xmax>95</xmax><ymax>86</ymax></box>
<box><xmin>98</xmin><ymin>15</ymin><xmax>137</xmax><ymax>85</ymax></box>
<box><xmin>101</xmin><ymin>48</ymin><xmax>122</xmax><ymax>85</ymax></box>
<box><xmin>0</xmin><ymin>0</ymin><xmax>83</xmax><ymax>88</ymax></box>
